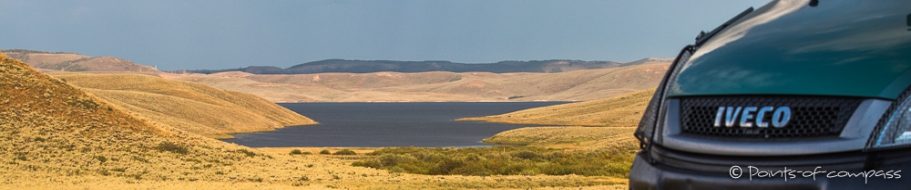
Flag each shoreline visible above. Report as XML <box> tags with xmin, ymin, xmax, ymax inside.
<box><xmin>213</xmin><ymin>122</ymin><xmax>320</xmax><ymax>140</ymax></box>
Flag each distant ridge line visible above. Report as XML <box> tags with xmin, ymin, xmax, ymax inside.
<box><xmin>184</xmin><ymin>59</ymin><xmax>634</xmax><ymax>74</ymax></box>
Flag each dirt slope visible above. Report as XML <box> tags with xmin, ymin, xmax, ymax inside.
<box><xmin>50</xmin><ymin>73</ymin><xmax>317</xmax><ymax>139</ymax></box>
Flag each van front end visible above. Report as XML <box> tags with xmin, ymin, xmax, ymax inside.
<box><xmin>629</xmin><ymin>0</ymin><xmax>911</xmax><ymax>189</ymax></box>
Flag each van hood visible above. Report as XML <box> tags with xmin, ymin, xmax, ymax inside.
<box><xmin>668</xmin><ymin>0</ymin><xmax>911</xmax><ymax>99</ymax></box>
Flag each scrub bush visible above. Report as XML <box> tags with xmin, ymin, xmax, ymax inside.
<box><xmin>157</xmin><ymin>142</ymin><xmax>188</xmax><ymax>154</ymax></box>
<box><xmin>332</xmin><ymin>149</ymin><xmax>357</xmax><ymax>155</ymax></box>
<box><xmin>351</xmin><ymin>146</ymin><xmax>636</xmax><ymax>178</ymax></box>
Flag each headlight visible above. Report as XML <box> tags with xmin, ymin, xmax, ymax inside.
<box><xmin>635</xmin><ymin>45</ymin><xmax>693</xmax><ymax>148</ymax></box>
<box><xmin>869</xmin><ymin>89</ymin><xmax>911</xmax><ymax>149</ymax></box>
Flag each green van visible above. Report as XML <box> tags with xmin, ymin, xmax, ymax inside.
<box><xmin>630</xmin><ymin>0</ymin><xmax>911</xmax><ymax>189</ymax></box>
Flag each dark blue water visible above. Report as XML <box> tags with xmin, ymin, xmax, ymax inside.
<box><xmin>222</xmin><ymin>102</ymin><xmax>568</xmax><ymax>147</ymax></box>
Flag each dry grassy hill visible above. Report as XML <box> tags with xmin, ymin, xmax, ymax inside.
<box><xmin>49</xmin><ymin>73</ymin><xmax>317</xmax><ymax>139</ymax></box>
<box><xmin>0</xmin><ymin>53</ymin><xmax>296</xmax><ymax>185</ymax></box>
<box><xmin>460</xmin><ymin>90</ymin><xmax>655</xmax><ymax>152</ymax></box>
<box><xmin>1</xmin><ymin>49</ymin><xmax>159</xmax><ymax>73</ymax></box>
<box><xmin>168</xmin><ymin>63</ymin><xmax>669</xmax><ymax>102</ymax></box>
<box><xmin>459</xmin><ymin>89</ymin><xmax>655</xmax><ymax>127</ymax></box>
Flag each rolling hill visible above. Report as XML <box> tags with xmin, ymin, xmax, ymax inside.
<box><xmin>0</xmin><ymin>52</ymin><xmax>299</xmax><ymax>185</ymax></box>
<box><xmin>1</xmin><ymin>49</ymin><xmax>159</xmax><ymax>73</ymax></box>
<box><xmin>169</xmin><ymin>63</ymin><xmax>670</xmax><ymax>102</ymax></box>
<box><xmin>3</xmin><ymin>49</ymin><xmax>671</xmax><ymax>102</ymax></box>
<box><xmin>50</xmin><ymin>73</ymin><xmax>317</xmax><ymax>139</ymax></box>
<box><xmin>458</xmin><ymin>89</ymin><xmax>655</xmax><ymax>127</ymax></box>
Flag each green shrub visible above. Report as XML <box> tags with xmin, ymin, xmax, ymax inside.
<box><xmin>289</xmin><ymin>149</ymin><xmax>303</xmax><ymax>155</ymax></box>
<box><xmin>237</xmin><ymin>149</ymin><xmax>256</xmax><ymax>157</ymax></box>
<box><xmin>512</xmin><ymin>151</ymin><xmax>539</xmax><ymax>160</ymax></box>
<box><xmin>333</xmin><ymin>149</ymin><xmax>357</xmax><ymax>155</ymax></box>
<box><xmin>156</xmin><ymin>142</ymin><xmax>188</xmax><ymax>154</ymax></box>
<box><xmin>94</xmin><ymin>155</ymin><xmax>107</xmax><ymax>163</ymax></box>
<box><xmin>319</xmin><ymin>149</ymin><xmax>331</xmax><ymax>155</ymax></box>
<box><xmin>350</xmin><ymin>146</ymin><xmax>637</xmax><ymax>178</ymax></box>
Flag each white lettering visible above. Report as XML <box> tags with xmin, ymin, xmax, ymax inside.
<box><xmin>725</xmin><ymin>106</ymin><xmax>742</xmax><ymax>127</ymax></box>
<box><xmin>772</xmin><ymin>107</ymin><xmax>791</xmax><ymax>128</ymax></box>
<box><xmin>739</xmin><ymin>107</ymin><xmax>758</xmax><ymax>127</ymax></box>
<box><xmin>755</xmin><ymin>106</ymin><xmax>774</xmax><ymax>128</ymax></box>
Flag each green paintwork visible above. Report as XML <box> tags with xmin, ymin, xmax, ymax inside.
<box><xmin>668</xmin><ymin>0</ymin><xmax>911</xmax><ymax>100</ymax></box>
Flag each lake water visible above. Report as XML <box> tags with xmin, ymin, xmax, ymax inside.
<box><xmin>222</xmin><ymin>102</ymin><xmax>568</xmax><ymax>147</ymax></box>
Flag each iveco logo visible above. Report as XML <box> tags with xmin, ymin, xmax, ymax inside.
<box><xmin>714</xmin><ymin>106</ymin><xmax>791</xmax><ymax>128</ymax></box>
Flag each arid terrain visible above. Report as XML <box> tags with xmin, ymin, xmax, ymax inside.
<box><xmin>168</xmin><ymin>64</ymin><xmax>668</xmax><ymax>102</ymax></box>
<box><xmin>0</xmin><ymin>50</ymin><xmax>652</xmax><ymax>189</ymax></box>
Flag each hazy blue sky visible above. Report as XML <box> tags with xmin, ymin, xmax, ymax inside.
<box><xmin>1</xmin><ymin>0</ymin><xmax>768</xmax><ymax>70</ymax></box>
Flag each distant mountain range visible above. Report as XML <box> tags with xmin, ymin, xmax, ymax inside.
<box><xmin>1</xmin><ymin>49</ymin><xmax>673</xmax><ymax>75</ymax></box>
<box><xmin>186</xmin><ymin>59</ymin><xmax>637</xmax><ymax>74</ymax></box>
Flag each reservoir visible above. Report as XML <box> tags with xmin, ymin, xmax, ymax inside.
<box><xmin>222</xmin><ymin>102</ymin><xmax>568</xmax><ymax>147</ymax></box>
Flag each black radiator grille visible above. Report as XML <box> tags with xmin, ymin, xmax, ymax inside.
<box><xmin>679</xmin><ymin>96</ymin><xmax>863</xmax><ymax>138</ymax></box>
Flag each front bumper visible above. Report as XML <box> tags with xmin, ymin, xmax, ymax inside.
<box><xmin>629</xmin><ymin>150</ymin><xmax>909</xmax><ymax>190</ymax></box>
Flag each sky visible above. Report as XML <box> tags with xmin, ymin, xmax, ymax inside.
<box><xmin>1</xmin><ymin>0</ymin><xmax>769</xmax><ymax>70</ymax></box>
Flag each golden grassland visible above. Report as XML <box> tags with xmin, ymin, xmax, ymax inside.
<box><xmin>458</xmin><ymin>89</ymin><xmax>655</xmax><ymax>127</ymax></box>
<box><xmin>352</xmin><ymin>146</ymin><xmax>637</xmax><ymax>177</ymax></box>
<box><xmin>438</xmin><ymin>89</ymin><xmax>654</xmax><ymax>185</ymax></box>
<box><xmin>168</xmin><ymin>63</ymin><xmax>669</xmax><ymax>102</ymax></box>
<box><xmin>483</xmin><ymin>127</ymin><xmax>639</xmax><ymax>151</ymax></box>
<box><xmin>48</xmin><ymin>73</ymin><xmax>317</xmax><ymax>139</ymax></box>
<box><xmin>0</xmin><ymin>51</ymin><xmax>634</xmax><ymax>189</ymax></box>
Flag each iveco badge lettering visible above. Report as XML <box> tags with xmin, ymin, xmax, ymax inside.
<box><xmin>713</xmin><ymin>106</ymin><xmax>791</xmax><ymax>128</ymax></box>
